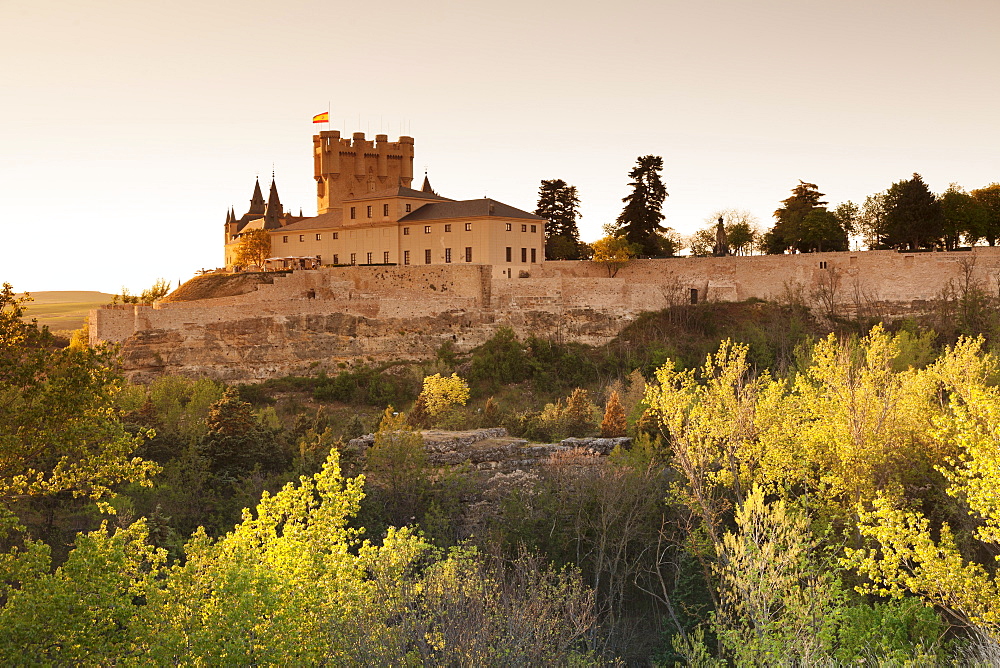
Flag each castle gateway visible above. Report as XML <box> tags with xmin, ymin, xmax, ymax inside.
<box><xmin>224</xmin><ymin>131</ymin><xmax>546</xmax><ymax>279</ymax></box>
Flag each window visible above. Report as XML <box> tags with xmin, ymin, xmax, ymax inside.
<box><xmin>445</xmin><ymin>248</ymin><xmax>452</xmax><ymax>263</ymax></box>
<box><xmin>299</xmin><ymin>235</ymin><xmax>304</xmax><ymax>242</ymax></box>
<box><xmin>333</xmin><ymin>254</ymin><xmax>339</xmax><ymax>264</ymax></box>
<box><xmin>383</xmin><ymin>251</ymin><xmax>390</xmax><ymax>263</ymax></box>
<box><xmin>333</xmin><ymin>232</ymin><xmax>339</xmax><ymax>240</ymax></box>
<box><xmin>505</xmin><ymin>222</ymin><xmax>512</xmax><ymax>231</ymax></box>
<box><xmin>445</xmin><ymin>224</ymin><xmax>451</xmax><ymax>232</ymax></box>
<box><xmin>315</xmin><ymin>234</ymin><xmax>321</xmax><ymax>241</ymax></box>
<box><xmin>465</xmin><ymin>222</ymin><xmax>472</xmax><ymax>231</ymax></box>
<box><xmin>465</xmin><ymin>247</ymin><xmax>472</xmax><ymax>262</ymax></box>
<box><xmin>521</xmin><ymin>224</ymin><xmax>527</xmax><ymax>232</ymax></box>
<box><xmin>531</xmin><ymin>248</ymin><xmax>536</xmax><ymax>263</ymax></box>
<box><xmin>383</xmin><ymin>204</ymin><xmax>389</xmax><ymax>217</ymax></box>
<box><xmin>424</xmin><ymin>225</ymin><xmax>431</xmax><ymax>234</ymax></box>
<box><xmin>282</xmin><ymin>236</ymin><xmax>288</xmax><ymax>243</ymax></box>
<box><xmin>521</xmin><ymin>248</ymin><xmax>527</xmax><ymax>263</ymax></box>
<box><xmin>350</xmin><ymin>207</ymin><xmax>356</xmax><ymax>219</ymax></box>
<box><xmin>367</xmin><ymin>252</ymin><xmax>372</xmax><ymax>264</ymax></box>
<box><xmin>403</xmin><ymin>227</ymin><xmax>410</xmax><ymax>235</ymax></box>
<box><xmin>405</xmin><ymin>203</ymin><xmax>411</xmax><ymax>212</ymax></box>
<box><xmin>505</xmin><ymin>247</ymin><xmax>512</xmax><ymax>262</ymax></box>
<box><xmin>819</xmin><ymin>261</ymin><xmax>828</xmax><ymax>269</ymax></box>
<box><xmin>424</xmin><ymin>249</ymin><xmax>431</xmax><ymax>264</ymax></box>
<box><xmin>350</xmin><ymin>253</ymin><xmax>356</xmax><ymax>265</ymax></box>
<box><xmin>531</xmin><ymin>225</ymin><xmax>537</xmax><ymax>233</ymax></box>
<box><xmin>404</xmin><ymin>250</ymin><xmax>410</xmax><ymax>265</ymax></box>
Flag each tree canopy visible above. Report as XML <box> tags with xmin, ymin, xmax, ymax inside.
<box><xmin>764</xmin><ymin>181</ymin><xmax>848</xmax><ymax>253</ymax></box>
<box><xmin>0</xmin><ymin>283</ymin><xmax>157</xmax><ymax>512</ymax></box>
<box><xmin>235</xmin><ymin>228</ymin><xmax>272</xmax><ymax>270</ymax></box>
<box><xmin>882</xmin><ymin>173</ymin><xmax>943</xmax><ymax>250</ymax></box>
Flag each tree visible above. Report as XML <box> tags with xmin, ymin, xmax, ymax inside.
<box><xmin>832</xmin><ymin>201</ymin><xmax>859</xmax><ymax>248</ymax></box>
<box><xmin>235</xmin><ymin>227</ymin><xmax>271</xmax><ymax>270</ymax></box>
<box><xmin>197</xmin><ymin>388</ymin><xmax>286</xmax><ymax>476</ymax></box>
<box><xmin>536</xmin><ymin>179</ymin><xmax>584</xmax><ymax>260</ymax></box>
<box><xmin>600</xmin><ymin>390</ymin><xmax>627</xmax><ymax>437</ymax></box>
<box><xmin>858</xmin><ymin>192</ymin><xmax>889</xmax><ymax>250</ymax></box>
<box><xmin>612</xmin><ymin>155</ymin><xmax>670</xmax><ymax>257</ymax></box>
<box><xmin>591</xmin><ymin>236</ymin><xmax>637</xmax><ymax>277</ymax></box>
<box><xmin>416</xmin><ymin>373</ymin><xmax>470</xmax><ymax>417</ymax></box>
<box><xmin>692</xmin><ymin>210</ymin><xmax>761</xmax><ymax>256</ymax></box>
<box><xmin>112</xmin><ymin>278</ymin><xmax>172</xmax><ymax>305</ymax></box>
<box><xmin>971</xmin><ymin>183</ymin><xmax>1000</xmax><ymax>246</ymax></box>
<box><xmin>0</xmin><ymin>283</ymin><xmax>157</xmax><ymax>512</ymax></box>
<box><xmin>883</xmin><ymin>173</ymin><xmax>943</xmax><ymax>250</ymax></box>
<box><xmin>766</xmin><ymin>181</ymin><xmax>847</xmax><ymax>253</ymax></box>
<box><xmin>939</xmin><ymin>184</ymin><xmax>987</xmax><ymax>249</ymax></box>
<box><xmin>846</xmin><ymin>337</ymin><xmax>1000</xmax><ymax>642</ymax></box>
<box><xmin>799</xmin><ymin>208</ymin><xmax>848</xmax><ymax>252</ymax></box>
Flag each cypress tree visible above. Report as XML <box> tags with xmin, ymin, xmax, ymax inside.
<box><xmin>614</xmin><ymin>155</ymin><xmax>669</xmax><ymax>257</ymax></box>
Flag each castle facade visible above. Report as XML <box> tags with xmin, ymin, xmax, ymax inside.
<box><xmin>224</xmin><ymin>131</ymin><xmax>545</xmax><ymax>278</ymax></box>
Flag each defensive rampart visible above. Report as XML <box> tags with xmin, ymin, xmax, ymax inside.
<box><xmin>91</xmin><ymin>249</ymin><xmax>1000</xmax><ymax>382</ymax></box>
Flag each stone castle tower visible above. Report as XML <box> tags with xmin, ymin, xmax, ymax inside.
<box><xmin>313</xmin><ymin>131</ymin><xmax>415</xmax><ymax>214</ymax></box>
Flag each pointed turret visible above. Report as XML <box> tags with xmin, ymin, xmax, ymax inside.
<box><xmin>421</xmin><ymin>172</ymin><xmax>438</xmax><ymax>196</ymax></box>
<box><xmin>263</xmin><ymin>178</ymin><xmax>284</xmax><ymax>228</ymax></box>
<box><xmin>225</xmin><ymin>208</ymin><xmax>232</xmax><ymax>225</ymax></box>
<box><xmin>248</xmin><ymin>178</ymin><xmax>266</xmax><ymax>216</ymax></box>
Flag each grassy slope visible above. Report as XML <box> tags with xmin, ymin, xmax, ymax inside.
<box><xmin>18</xmin><ymin>291</ymin><xmax>116</xmax><ymax>333</ymax></box>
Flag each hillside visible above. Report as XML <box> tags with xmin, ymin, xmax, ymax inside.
<box><xmin>159</xmin><ymin>272</ymin><xmax>278</xmax><ymax>303</ymax></box>
<box><xmin>18</xmin><ymin>291</ymin><xmax>116</xmax><ymax>333</ymax></box>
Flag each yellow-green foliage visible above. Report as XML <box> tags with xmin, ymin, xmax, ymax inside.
<box><xmin>418</xmin><ymin>373</ymin><xmax>470</xmax><ymax>416</ymax></box>
<box><xmin>0</xmin><ymin>448</ymin><xmax>598</xmax><ymax>665</ymax></box>
<box><xmin>847</xmin><ymin>337</ymin><xmax>1000</xmax><ymax>640</ymax></box>
<box><xmin>713</xmin><ymin>485</ymin><xmax>841</xmax><ymax>665</ymax></box>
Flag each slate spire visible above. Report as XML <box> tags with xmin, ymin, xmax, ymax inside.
<box><xmin>248</xmin><ymin>178</ymin><xmax>266</xmax><ymax>216</ymax></box>
<box><xmin>421</xmin><ymin>171</ymin><xmax>437</xmax><ymax>196</ymax></box>
<box><xmin>264</xmin><ymin>177</ymin><xmax>284</xmax><ymax>228</ymax></box>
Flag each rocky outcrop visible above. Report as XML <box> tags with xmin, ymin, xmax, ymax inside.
<box><xmin>348</xmin><ymin>428</ymin><xmax>631</xmax><ymax>471</ymax></box>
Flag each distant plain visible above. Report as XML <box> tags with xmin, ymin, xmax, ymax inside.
<box><xmin>18</xmin><ymin>291</ymin><xmax>115</xmax><ymax>334</ymax></box>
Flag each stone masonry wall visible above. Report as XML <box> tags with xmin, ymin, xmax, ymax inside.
<box><xmin>91</xmin><ymin>248</ymin><xmax>1000</xmax><ymax>382</ymax></box>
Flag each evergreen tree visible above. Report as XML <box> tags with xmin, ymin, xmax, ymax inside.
<box><xmin>536</xmin><ymin>179</ymin><xmax>583</xmax><ymax>260</ymax></box>
<box><xmin>613</xmin><ymin>155</ymin><xmax>670</xmax><ymax>257</ymax></box>
<box><xmin>198</xmin><ymin>388</ymin><xmax>285</xmax><ymax>476</ymax></box>
<box><xmin>883</xmin><ymin>173</ymin><xmax>943</xmax><ymax>250</ymax></box>
<box><xmin>766</xmin><ymin>181</ymin><xmax>845</xmax><ymax>253</ymax></box>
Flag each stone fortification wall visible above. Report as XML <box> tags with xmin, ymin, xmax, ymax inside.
<box><xmin>541</xmin><ymin>248</ymin><xmax>1000</xmax><ymax>306</ymax></box>
<box><xmin>91</xmin><ymin>248</ymin><xmax>1000</xmax><ymax>382</ymax></box>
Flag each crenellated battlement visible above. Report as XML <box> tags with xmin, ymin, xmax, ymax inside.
<box><xmin>313</xmin><ymin>130</ymin><xmax>415</xmax><ymax>213</ymax></box>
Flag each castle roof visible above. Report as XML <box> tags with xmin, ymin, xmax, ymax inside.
<box><xmin>398</xmin><ymin>199</ymin><xmax>544</xmax><ymax>222</ymax></box>
<box><xmin>272</xmin><ymin>210</ymin><xmax>343</xmax><ymax>232</ymax></box>
<box><xmin>247</xmin><ymin>178</ymin><xmax>266</xmax><ymax>216</ymax></box>
<box><xmin>421</xmin><ymin>174</ymin><xmax>438</xmax><ymax>196</ymax></box>
<box><xmin>343</xmin><ymin>186</ymin><xmax>452</xmax><ymax>203</ymax></box>
<box><xmin>263</xmin><ymin>179</ymin><xmax>284</xmax><ymax>229</ymax></box>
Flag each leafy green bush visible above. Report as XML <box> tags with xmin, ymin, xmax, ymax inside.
<box><xmin>312</xmin><ymin>366</ymin><xmax>417</xmax><ymax>406</ymax></box>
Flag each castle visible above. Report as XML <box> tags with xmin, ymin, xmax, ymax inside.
<box><xmin>224</xmin><ymin>131</ymin><xmax>545</xmax><ymax>279</ymax></box>
<box><xmin>89</xmin><ymin>130</ymin><xmax>1000</xmax><ymax>382</ymax></box>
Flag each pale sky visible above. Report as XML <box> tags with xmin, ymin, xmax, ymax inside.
<box><xmin>3</xmin><ymin>0</ymin><xmax>998</xmax><ymax>293</ymax></box>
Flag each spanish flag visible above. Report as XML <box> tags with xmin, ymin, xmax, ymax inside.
<box><xmin>312</xmin><ymin>112</ymin><xmax>329</xmax><ymax>124</ymax></box>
